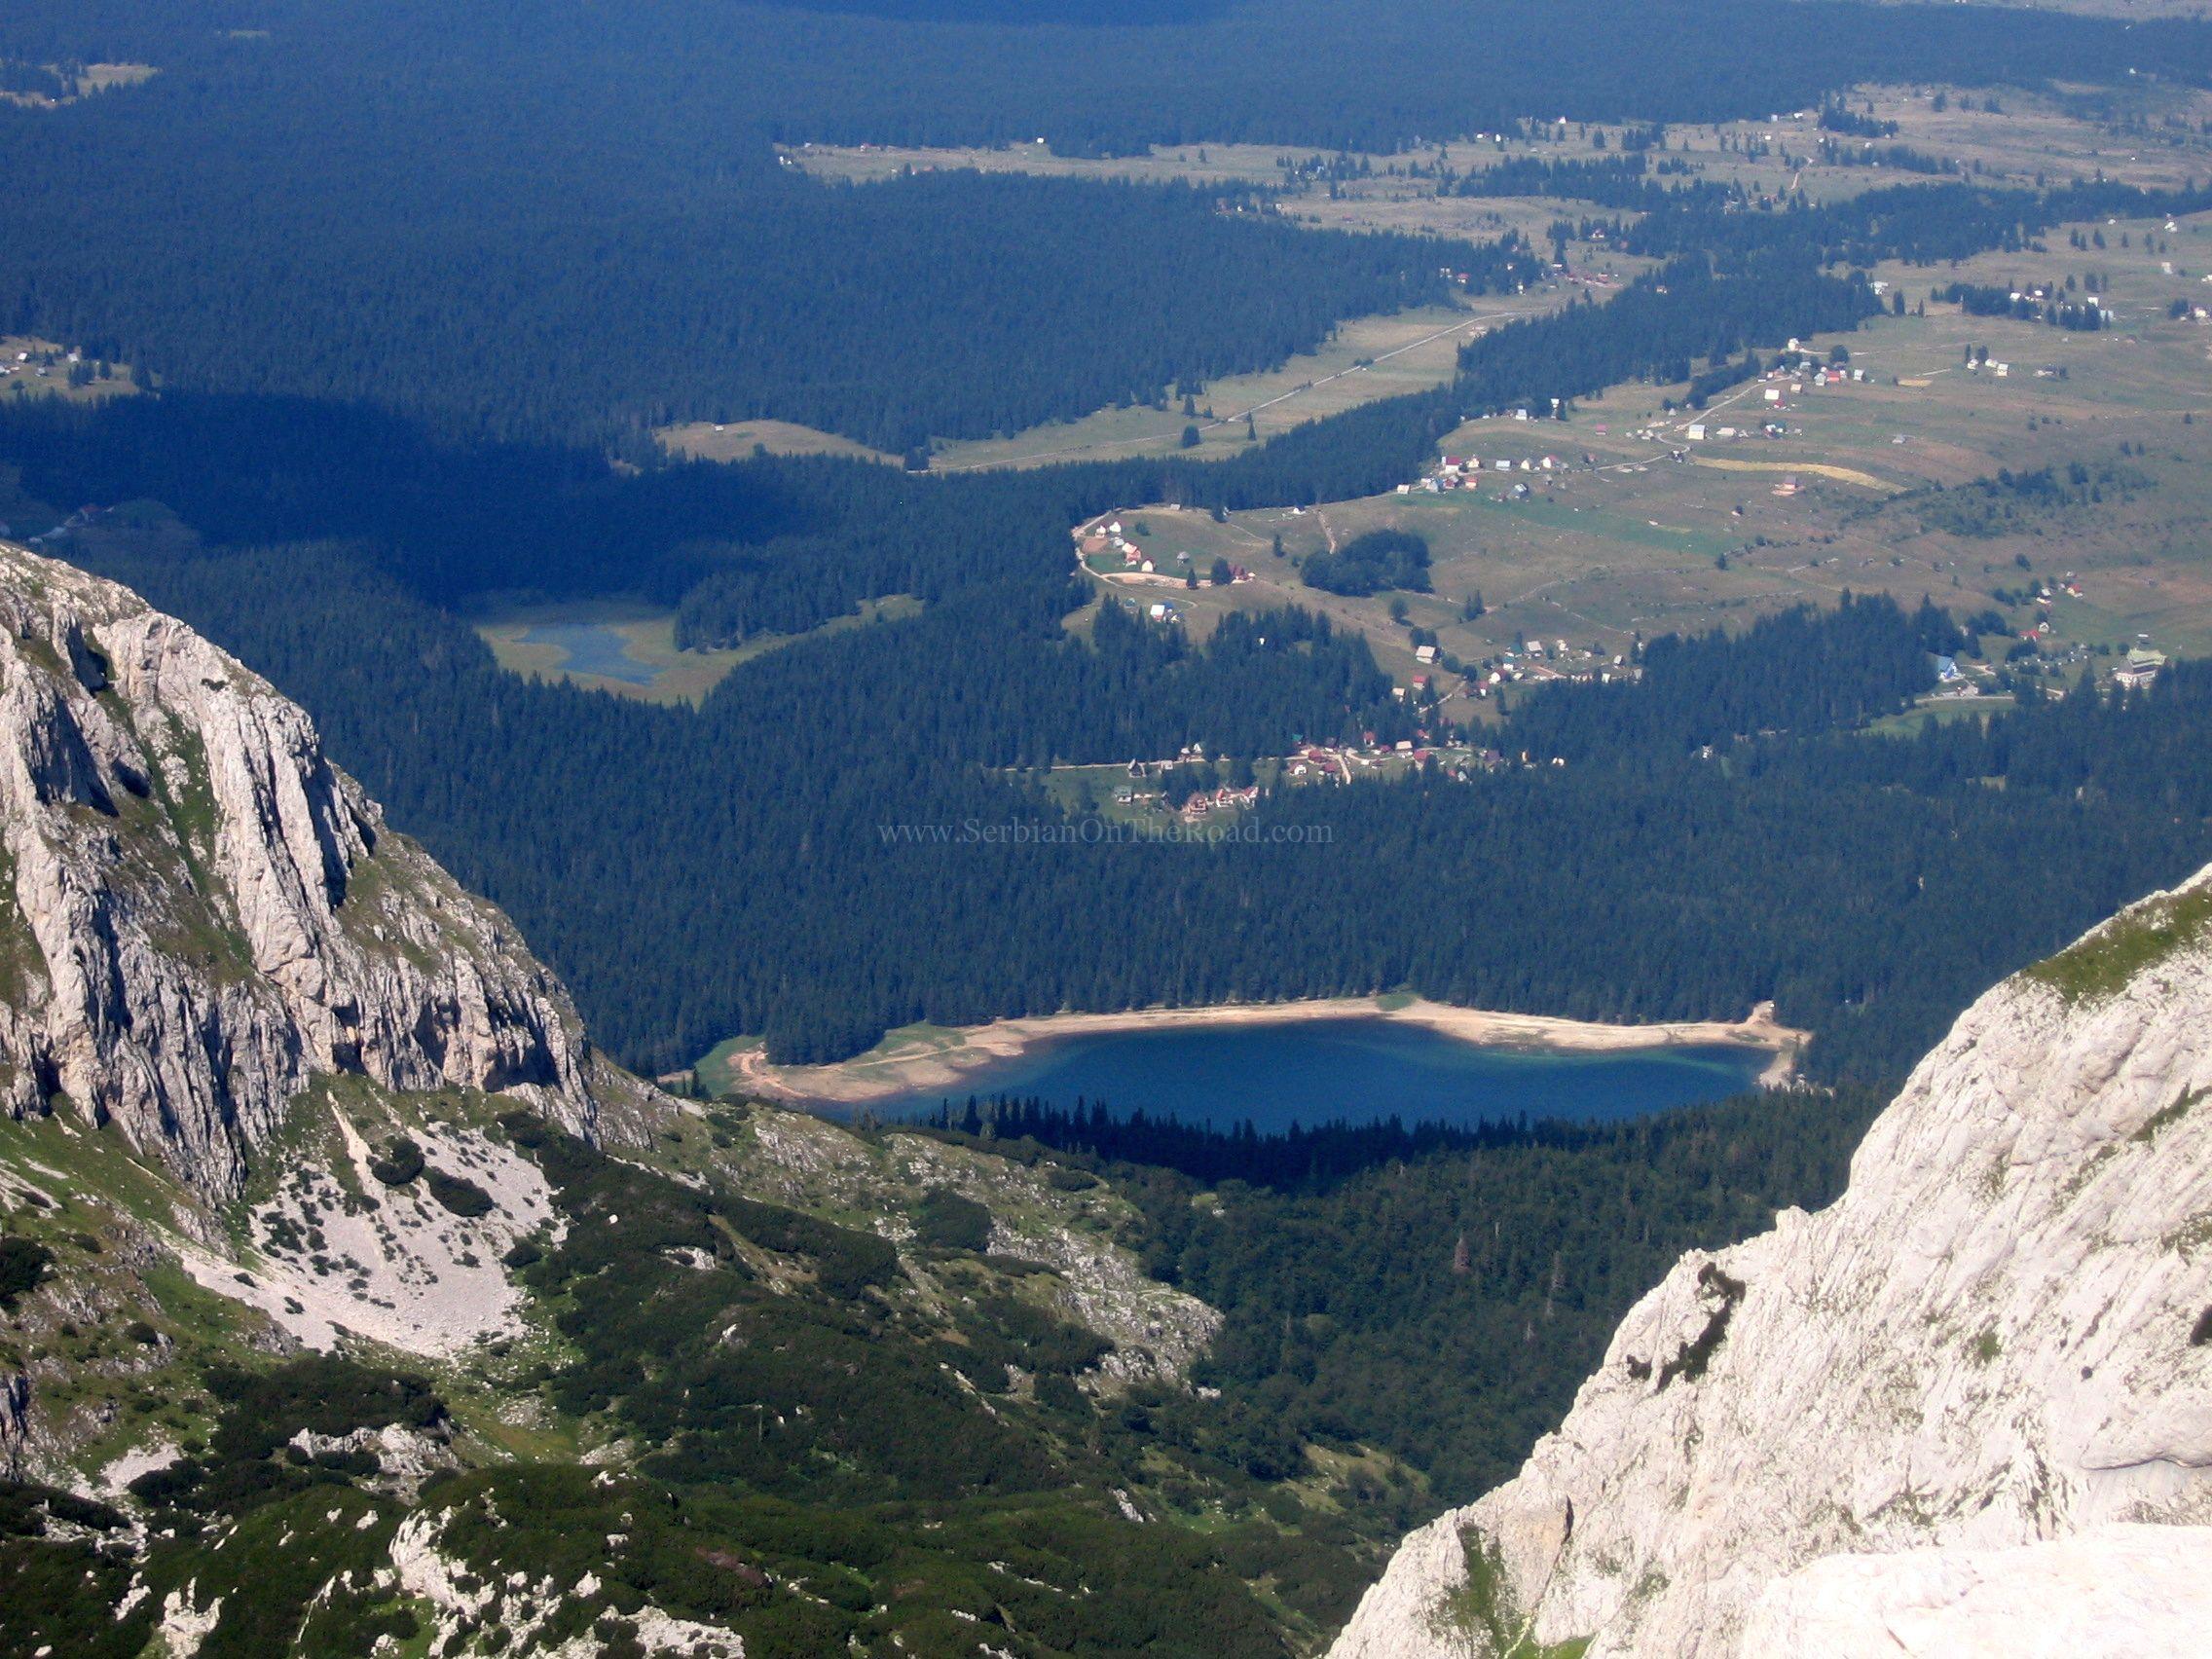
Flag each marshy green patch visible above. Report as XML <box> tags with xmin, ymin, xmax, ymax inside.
<box><xmin>473</xmin><ymin>594</ymin><xmax>919</xmax><ymax>707</ymax></box>
<box><xmin>692</xmin><ymin>1035</ymin><xmax>763</xmax><ymax>1098</ymax></box>
<box><xmin>0</xmin><ymin>847</ymin><xmax>42</xmax><ymax>1009</ymax></box>
<box><xmin>1431</xmin><ymin>1524</ymin><xmax>1591</xmax><ymax>1659</ymax></box>
<box><xmin>2024</xmin><ymin>883</ymin><xmax>2212</xmax><ymax>1006</ymax></box>
<box><xmin>2134</xmin><ymin>1087</ymin><xmax>2207</xmax><ymax>1144</ymax></box>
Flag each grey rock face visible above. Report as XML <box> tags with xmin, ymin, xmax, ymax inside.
<box><xmin>0</xmin><ymin>544</ymin><xmax>601</xmax><ymax>1196</ymax></box>
<box><xmin>1331</xmin><ymin>866</ymin><xmax>2212</xmax><ymax>1658</ymax></box>
<box><xmin>0</xmin><ymin>1370</ymin><xmax>30</xmax><ymax>1478</ymax></box>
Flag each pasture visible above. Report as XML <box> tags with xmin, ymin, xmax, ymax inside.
<box><xmin>0</xmin><ymin>337</ymin><xmax>144</xmax><ymax>409</ymax></box>
<box><xmin>930</xmin><ymin>303</ymin><xmax>1553</xmax><ymax>471</ymax></box>
<box><xmin>1085</xmin><ymin>202</ymin><xmax>2212</xmax><ymax>719</ymax></box>
<box><xmin>656</xmin><ymin>418</ymin><xmax>898</xmax><ymax>465</ymax></box>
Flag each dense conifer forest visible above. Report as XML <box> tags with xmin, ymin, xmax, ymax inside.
<box><xmin>926</xmin><ymin>1083</ymin><xmax>1888</xmax><ymax>1498</ymax></box>
<box><xmin>1</xmin><ymin>154</ymin><xmax>1468</xmax><ymax>451</ymax></box>
<box><xmin>1615</xmin><ymin>177</ymin><xmax>2212</xmax><ymax>268</ymax></box>
<box><xmin>4</xmin><ymin>0</ymin><xmax>2210</xmax><ymax>1094</ymax></box>
<box><xmin>8</xmin><ymin>0</ymin><xmax>2211</xmax><ymax>157</ymax></box>
<box><xmin>1302</xmin><ymin>529</ymin><xmax>1432</xmax><ymax>598</ymax></box>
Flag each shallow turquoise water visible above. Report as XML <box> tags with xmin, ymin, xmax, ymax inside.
<box><xmin>516</xmin><ymin>621</ymin><xmax>658</xmax><ymax>684</ymax></box>
<box><xmin>870</xmin><ymin>1017</ymin><xmax>1768</xmax><ymax>1133</ymax></box>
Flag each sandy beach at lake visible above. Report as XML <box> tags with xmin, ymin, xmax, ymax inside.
<box><xmin>727</xmin><ymin>996</ymin><xmax>1807</xmax><ymax>1107</ymax></box>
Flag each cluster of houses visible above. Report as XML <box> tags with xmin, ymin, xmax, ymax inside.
<box><xmin>0</xmin><ymin>343</ymin><xmax>124</xmax><ymax>399</ymax></box>
<box><xmin>1286</xmin><ymin>741</ymin><xmax>1476</xmax><ymax>782</ymax></box>
<box><xmin>1102</xmin><ymin>707</ymin><xmax>1746</xmax><ymax>817</ymax></box>
<box><xmin>1937</xmin><ymin>638</ymin><xmax>2164</xmax><ymax>695</ymax></box>
<box><xmin>1111</xmin><ymin>747</ymin><xmax>1266</xmax><ymax>822</ymax></box>
<box><xmin>1282</xmin><ymin>739</ymin><xmax>1570</xmax><ymax>786</ymax></box>
<box><xmin>1470</xmin><ymin>642</ymin><xmax>1627</xmax><ymax>696</ymax></box>
<box><xmin>1077</xmin><ymin>519</ymin><xmax>1146</xmax><ymax>567</ymax></box>
<box><xmin>1384</xmin><ymin>349</ymin><xmax>1881</xmax><ymax>488</ymax></box>
<box><xmin>1686</xmin><ymin>418</ymin><xmax>1796</xmax><ymax>442</ymax></box>
<box><xmin>1683</xmin><ymin>354</ymin><xmax>1867</xmax><ymax>441</ymax></box>
<box><xmin>0</xmin><ymin>346</ymin><xmax>71</xmax><ymax>384</ymax></box>
<box><xmin>1108</xmin><ymin>777</ymin><xmax>1266</xmax><ymax>821</ymax></box>
<box><xmin>1075</xmin><ymin>517</ymin><xmax>1256</xmax><ymax>591</ymax></box>
<box><xmin>1680</xmin><ymin>360</ymin><xmax>1858</xmax><ymax>442</ymax></box>
<box><xmin>1944</xmin><ymin>580</ymin><xmax>2168</xmax><ymax>693</ymax></box>
<box><xmin>1172</xmin><ymin>782</ymin><xmax>1262</xmax><ymax>822</ymax></box>
<box><xmin>2011</xmin><ymin>572</ymin><xmax>2103</xmax><ymax>652</ymax></box>
<box><xmin>1402</xmin><ymin>452</ymin><xmax>1567</xmax><ymax>497</ymax></box>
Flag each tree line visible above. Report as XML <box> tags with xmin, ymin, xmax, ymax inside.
<box><xmin>12</xmin><ymin>0</ymin><xmax>2206</xmax><ymax>158</ymax></box>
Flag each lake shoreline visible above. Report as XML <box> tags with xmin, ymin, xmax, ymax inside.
<box><xmin>726</xmin><ymin>996</ymin><xmax>1808</xmax><ymax>1108</ymax></box>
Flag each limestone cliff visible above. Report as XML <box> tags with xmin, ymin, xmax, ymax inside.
<box><xmin>0</xmin><ymin>542</ymin><xmax>610</xmax><ymax>1197</ymax></box>
<box><xmin>1330</xmin><ymin>866</ymin><xmax>2212</xmax><ymax>1658</ymax></box>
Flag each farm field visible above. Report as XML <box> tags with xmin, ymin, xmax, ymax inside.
<box><xmin>1862</xmin><ymin>693</ymin><xmax>2021</xmax><ymax>737</ymax></box>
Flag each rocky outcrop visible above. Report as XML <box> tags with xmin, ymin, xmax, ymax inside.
<box><xmin>0</xmin><ymin>543</ymin><xmax>605</xmax><ymax>1196</ymax></box>
<box><xmin>287</xmin><ymin>1421</ymin><xmax>461</xmax><ymax>1500</ymax></box>
<box><xmin>385</xmin><ymin>1507</ymin><xmax>746</xmax><ymax>1659</ymax></box>
<box><xmin>1331</xmin><ymin>866</ymin><xmax>2212</xmax><ymax>1658</ymax></box>
<box><xmin>0</xmin><ymin>1370</ymin><xmax>31</xmax><ymax>1478</ymax></box>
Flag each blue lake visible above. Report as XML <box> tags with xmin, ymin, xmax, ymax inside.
<box><xmin>517</xmin><ymin>622</ymin><xmax>658</xmax><ymax>684</ymax></box>
<box><xmin>869</xmin><ymin>1018</ymin><xmax>1768</xmax><ymax>1134</ymax></box>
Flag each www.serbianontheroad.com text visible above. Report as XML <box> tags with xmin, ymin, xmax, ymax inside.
<box><xmin>875</xmin><ymin>818</ymin><xmax>1333</xmax><ymax>848</ymax></box>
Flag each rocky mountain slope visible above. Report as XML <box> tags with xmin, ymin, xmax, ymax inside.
<box><xmin>1328</xmin><ymin>866</ymin><xmax>2212</xmax><ymax>1657</ymax></box>
<box><xmin>0</xmin><ymin>541</ymin><xmax>621</xmax><ymax>1198</ymax></box>
<box><xmin>0</xmin><ymin>547</ymin><xmax>1291</xmax><ymax>1659</ymax></box>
